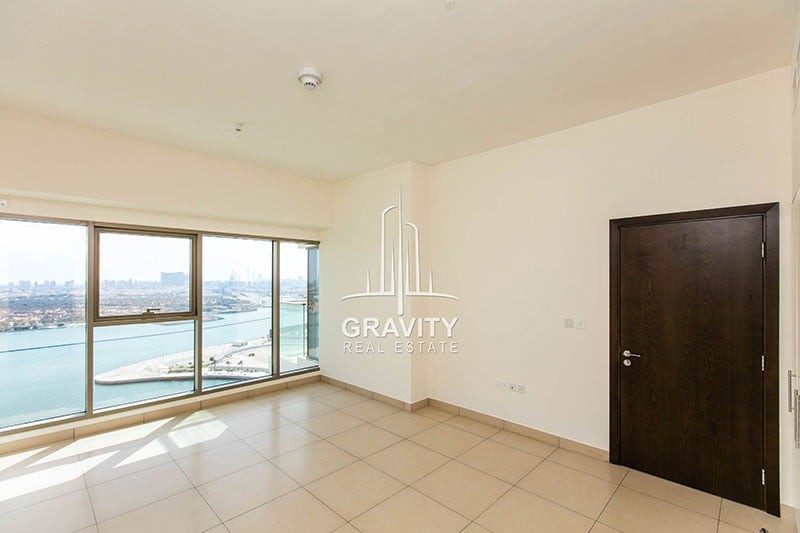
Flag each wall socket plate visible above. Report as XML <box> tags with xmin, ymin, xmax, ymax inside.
<box><xmin>496</xmin><ymin>381</ymin><xmax>526</xmax><ymax>394</ymax></box>
<box><xmin>565</xmin><ymin>318</ymin><xmax>586</xmax><ymax>330</ymax></box>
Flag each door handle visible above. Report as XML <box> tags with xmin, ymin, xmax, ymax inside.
<box><xmin>622</xmin><ymin>350</ymin><xmax>641</xmax><ymax>358</ymax></box>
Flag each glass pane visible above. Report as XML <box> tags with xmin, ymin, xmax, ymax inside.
<box><xmin>93</xmin><ymin>321</ymin><xmax>195</xmax><ymax>410</ymax></box>
<box><xmin>98</xmin><ymin>232</ymin><xmax>192</xmax><ymax>317</ymax></box>
<box><xmin>0</xmin><ymin>220</ymin><xmax>87</xmax><ymax>428</ymax></box>
<box><xmin>202</xmin><ymin>236</ymin><xmax>272</xmax><ymax>390</ymax></box>
<box><xmin>280</xmin><ymin>241</ymin><xmax>319</xmax><ymax>373</ymax></box>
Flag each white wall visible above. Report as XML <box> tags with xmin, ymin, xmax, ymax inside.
<box><xmin>0</xmin><ymin>105</ymin><xmax>333</xmax><ymax>232</ymax></box>
<box><xmin>320</xmin><ymin>163</ymin><xmax>417</xmax><ymax>400</ymax></box>
<box><xmin>322</xmin><ymin>67</ymin><xmax>795</xmax><ymax>503</ymax></box>
<box><xmin>790</xmin><ymin>5</ymin><xmax>800</xmax><ymax>521</ymax></box>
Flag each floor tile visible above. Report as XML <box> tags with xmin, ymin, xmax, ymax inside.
<box><xmin>81</xmin><ymin>439</ymin><xmax>172</xmax><ymax>486</ymax></box>
<box><xmin>251</xmin><ymin>389</ymin><xmax>308</xmax><ymax>409</ymax></box>
<box><xmin>518</xmin><ymin>460</ymin><xmax>618</xmax><ymax>519</ymax></box>
<box><xmin>623</xmin><ymin>469</ymin><xmax>721</xmax><ymax>518</ymax></box>
<box><xmin>221</xmin><ymin>409</ymin><xmax>289</xmax><ymax>439</ymax></box>
<box><xmin>590</xmin><ymin>523</ymin><xmax>622</xmax><ymax>533</ymax></box>
<box><xmin>341</xmin><ymin>400</ymin><xmax>400</xmax><ymax>422</ymax></box>
<box><xmin>97</xmin><ymin>488</ymin><xmax>219</xmax><ymax>533</ymax></box>
<box><xmin>599</xmin><ymin>487</ymin><xmax>717</xmax><ymax>533</ymax></box>
<box><xmin>365</xmin><ymin>440</ymin><xmax>450</xmax><ymax>484</ymax></box>
<box><xmin>351</xmin><ymin>487</ymin><xmax>469</xmax><ymax>533</ymax></box>
<box><xmin>412</xmin><ymin>461</ymin><xmax>511</xmax><ymax>520</ymax></box>
<box><xmin>413</xmin><ymin>407</ymin><xmax>456</xmax><ymax>422</ymax></box>
<box><xmin>225</xmin><ymin>488</ymin><xmax>345</xmax><ymax>533</ymax></box>
<box><xmin>461</xmin><ymin>523</ymin><xmax>491</xmax><ymax>533</ymax></box>
<box><xmin>75</xmin><ymin>420</ymin><xmax>170</xmax><ymax>455</ymax></box>
<box><xmin>160</xmin><ymin>415</ymin><xmax>239</xmax><ymax>460</ymax></box>
<box><xmin>0</xmin><ymin>452</ymin><xmax>87</xmax><ymax>515</ymax></box>
<box><xmin>197</xmin><ymin>461</ymin><xmax>298</xmax><ymax>521</ymax></box>
<box><xmin>720</xmin><ymin>498</ymin><xmax>796</xmax><ymax>533</ymax></box>
<box><xmin>176</xmin><ymin>440</ymin><xmax>264</xmax><ymax>485</ymax></box>
<box><xmin>291</xmin><ymin>382</ymin><xmax>344</xmax><ymax>398</ymax></box>
<box><xmin>547</xmin><ymin>449</ymin><xmax>628</xmax><ymax>484</ymax></box>
<box><xmin>244</xmin><ymin>423</ymin><xmax>320</xmax><ymax>459</ymax></box>
<box><xmin>372</xmin><ymin>411</ymin><xmax>438</xmax><ymax>438</ymax></box>
<box><xmin>306</xmin><ymin>461</ymin><xmax>403</xmax><ymax>520</ymax></box>
<box><xmin>457</xmin><ymin>439</ymin><xmax>542</xmax><ymax>483</ymax></box>
<box><xmin>489</xmin><ymin>430</ymin><xmax>557</xmax><ymax>457</ymax></box>
<box><xmin>409</xmin><ymin>423</ymin><xmax>484</xmax><ymax>458</ymax></box>
<box><xmin>270</xmin><ymin>440</ymin><xmax>357</xmax><ymax>484</ymax></box>
<box><xmin>201</xmin><ymin>399</ymin><xmax>267</xmax><ymax>422</ymax></box>
<box><xmin>326</xmin><ymin>424</ymin><xmax>402</xmax><ymax>458</ymax></box>
<box><xmin>0</xmin><ymin>443</ymin><xmax>74</xmax><ymax>475</ymax></box>
<box><xmin>716</xmin><ymin>523</ymin><xmax>750</xmax><ymax>533</ymax></box>
<box><xmin>296</xmin><ymin>411</ymin><xmax>364</xmax><ymax>438</ymax></box>
<box><xmin>0</xmin><ymin>488</ymin><xmax>94</xmax><ymax>533</ymax></box>
<box><xmin>316</xmin><ymin>390</ymin><xmax>369</xmax><ymax>409</ymax></box>
<box><xmin>88</xmin><ymin>461</ymin><xmax>192</xmax><ymax>522</ymax></box>
<box><xmin>476</xmin><ymin>487</ymin><xmax>593</xmax><ymax>533</ymax></box>
<box><xmin>272</xmin><ymin>400</ymin><xmax>334</xmax><ymax>422</ymax></box>
<box><xmin>445</xmin><ymin>417</ymin><xmax>501</xmax><ymax>438</ymax></box>
<box><xmin>333</xmin><ymin>524</ymin><xmax>360</xmax><ymax>533</ymax></box>
<box><xmin>201</xmin><ymin>526</ymin><xmax>229</xmax><ymax>533</ymax></box>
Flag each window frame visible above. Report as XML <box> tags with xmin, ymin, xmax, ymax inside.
<box><xmin>93</xmin><ymin>226</ymin><xmax>200</xmax><ymax>324</ymax></box>
<box><xmin>0</xmin><ymin>213</ymin><xmax>320</xmax><ymax>434</ymax></box>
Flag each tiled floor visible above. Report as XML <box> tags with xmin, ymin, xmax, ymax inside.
<box><xmin>0</xmin><ymin>381</ymin><xmax>796</xmax><ymax>533</ymax></box>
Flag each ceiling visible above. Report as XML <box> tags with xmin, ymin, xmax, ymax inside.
<box><xmin>0</xmin><ymin>0</ymin><xmax>796</xmax><ymax>181</ymax></box>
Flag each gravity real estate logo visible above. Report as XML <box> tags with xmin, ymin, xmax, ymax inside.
<box><xmin>341</xmin><ymin>188</ymin><xmax>460</xmax><ymax>355</ymax></box>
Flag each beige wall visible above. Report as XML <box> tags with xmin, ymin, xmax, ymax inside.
<box><xmin>322</xmin><ymin>67</ymin><xmax>795</xmax><ymax>503</ymax></box>
<box><xmin>0</xmin><ymin>105</ymin><xmax>333</xmax><ymax>233</ymax></box>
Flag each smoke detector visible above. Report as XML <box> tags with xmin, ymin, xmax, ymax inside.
<box><xmin>298</xmin><ymin>67</ymin><xmax>322</xmax><ymax>90</ymax></box>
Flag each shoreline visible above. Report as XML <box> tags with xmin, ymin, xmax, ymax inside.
<box><xmin>93</xmin><ymin>338</ymin><xmax>271</xmax><ymax>385</ymax></box>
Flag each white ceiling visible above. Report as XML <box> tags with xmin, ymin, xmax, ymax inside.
<box><xmin>0</xmin><ymin>0</ymin><xmax>796</xmax><ymax>181</ymax></box>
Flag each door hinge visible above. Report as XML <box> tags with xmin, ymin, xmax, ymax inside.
<box><xmin>761</xmin><ymin>242</ymin><xmax>765</xmax><ymax>258</ymax></box>
<box><xmin>762</xmin><ymin>468</ymin><xmax>766</xmax><ymax>485</ymax></box>
<box><xmin>761</xmin><ymin>354</ymin><xmax>765</xmax><ymax>372</ymax></box>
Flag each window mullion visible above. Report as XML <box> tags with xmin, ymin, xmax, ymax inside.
<box><xmin>272</xmin><ymin>241</ymin><xmax>280</xmax><ymax>377</ymax></box>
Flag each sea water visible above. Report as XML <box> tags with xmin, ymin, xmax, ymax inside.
<box><xmin>0</xmin><ymin>307</ymin><xmax>308</xmax><ymax>428</ymax></box>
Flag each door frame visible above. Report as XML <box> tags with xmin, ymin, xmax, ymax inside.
<box><xmin>609</xmin><ymin>202</ymin><xmax>780</xmax><ymax>515</ymax></box>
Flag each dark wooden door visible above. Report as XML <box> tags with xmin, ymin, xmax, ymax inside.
<box><xmin>614</xmin><ymin>212</ymin><xmax>770</xmax><ymax>510</ymax></box>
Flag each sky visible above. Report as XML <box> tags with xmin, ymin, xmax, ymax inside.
<box><xmin>0</xmin><ymin>219</ymin><xmax>310</xmax><ymax>284</ymax></box>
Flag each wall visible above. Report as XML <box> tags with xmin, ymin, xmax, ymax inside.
<box><xmin>791</xmin><ymin>5</ymin><xmax>800</xmax><ymax>521</ymax></box>
<box><xmin>427</xmin><ymin>66</ymin><xmax>794</xmax><ymax>501</ymax></box>
<box><xmin>322</xmin><ymin>67</ymin><xmax>795</xmax><ymax>503</ymax></box>
<box><xmin>0</xmin><ymin>105</ymin><xmax>333</xmax><ymax>232</ymax></box>
<box><xmin>320</xmin><ymin>163</ymin><xmax>417</xmax><ymax>401</ymax></box>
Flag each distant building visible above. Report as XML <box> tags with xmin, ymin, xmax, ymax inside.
<box><xmin>160</xmin><ymin>272</ymin><xmax>188</xmax><ymax>286</ymax></box>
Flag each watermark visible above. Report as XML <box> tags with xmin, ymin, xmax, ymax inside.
<box><xmin>341</xmin><ymin>188</ymin><xmax>459</xmax><ymax>355</ymax></box>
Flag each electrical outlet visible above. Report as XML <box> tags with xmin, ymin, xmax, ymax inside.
<box><xmin>497</xmin><ymin>381</ymin><xmax>526</xmax><ymax>394</ymax></box>
<box><xmin>564</xmin><ymin>318</ymin><xmax>574</xmax><ymax>328</ymax></box>
<box><xmin>575</xmin><ymin>319</ymin><xmax>586</xmax><ymax>330</ymax></box>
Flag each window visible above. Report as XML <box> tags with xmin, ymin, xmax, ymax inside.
<box><xmin>202</xmin><ymin>235</ymin><xmax>272</xmax><ymax>390</ymax></box>
<box><xmin>0</xmin><ymin>219</ymin><xmax>87</xmax><ymax>428</ymax></box>
<box><xmin>279</xmin><ymin>241</ymin><xmax>319</xmax><ymax>373</ymax></box>
<box><xmin>93</xmin><ymin>321</ymin><xmax>195</xmax><ymax>409</ymax></box>
<box><xmin>97</xmin><ymin>231</ymin><xmax>194</xmax><ymax>318</ymax></box>
<box><xmin>0</xmin><ymin>216</ymin><xmax>319</xmax><ymax>430</ymax></box>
